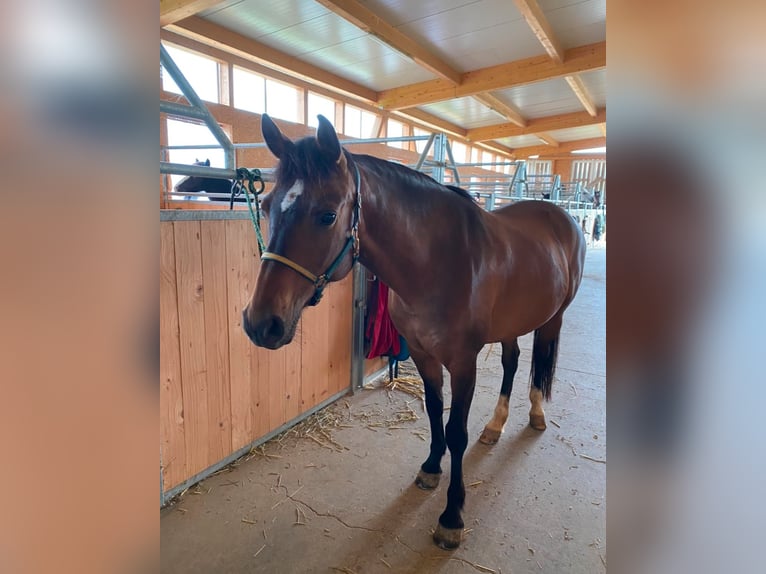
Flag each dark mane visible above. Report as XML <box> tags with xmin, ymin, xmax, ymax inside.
<box><xmin>273</xmin><ymin>139</ymin><xmax>475</xmax><ymax>203</ymax></box>
<box><xmin>352</xmin><ymin>153</ymin><xmax>476</xmax><ymax>203</ymax></box>
<box><xmin>274</xmin><ymin>137</ymin><xmax>339</xmax><ymax>185</ymax></box>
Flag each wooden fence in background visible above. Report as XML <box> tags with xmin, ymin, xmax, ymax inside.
<box><xmin>160</xmin><ymin>214</ymin><xmax>352</xmax><ymax>496</ymax></box>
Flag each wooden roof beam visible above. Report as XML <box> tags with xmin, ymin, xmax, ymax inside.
<box><xmin>167</xmin><ymin>16</ymin><xmax>377</xmax><ymax>102</ymax></box>
<box><xmin>565</xmin><ymin>75</ymin><xmax>598</xmax><ymax>117</ymax></box>
<box><xmin>536</xmin><ymin>133</ymin><xmax>560</xmax><ymax>147</ymax></box>
<box><xmin>377</xmin><ymin>41</ymin><xmax>605</xmax><ymax>110</ymax></box>
<box><xmin>473</xmin><ymin>93</ymin><xmax>527</xmax><ymax>127</ymax></box>
<box><xmin>160</xmin><ymin>0</ymin><xmax>226</xmax><ymax>27</ymax></box>
<box><xmin>315</xmin><ymin>0</ymin><xmax>461</xmax><ymax>84</ymax></box>
<box><xmin>512</xmin><ymin>0</ymin><xmax>564</xmax><ymax>63</ymax></box>
<box><xmin>512</xmin><ymin>137</ymin><xmax>606</xmax><ymax>158</ymax></box>
<box><xmin>475</xmin><ymin>141</ymin><xmax>516</xmax><ymax>159</ymax></box>
<box><xmin>394</xmin><ymin>108</ymin><xmax>467</xmax><ymax>138</ymax></box>
<box><xmin>466</xmin><ymin>108</ymin><xmax>606</xmax><ymax>141</ymax></box>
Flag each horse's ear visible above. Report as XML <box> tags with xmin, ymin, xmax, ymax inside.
<box><xmin>261</xmin><ymin>114</ymin><xmax>293</xmax><ymax>159</ymax></box>
<box><xmin>316</xmin><ymin>114</ymin><xmax>342</xmax><ymax>164</ymax></box>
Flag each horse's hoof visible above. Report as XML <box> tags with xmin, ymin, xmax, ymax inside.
<box><xmin>433</xmin><ymin>524</ymin><xmax>463</xmax><ymax>550</ymax></box>
<box><xmin>415</xmin><ymin>469</ymin><xmax>441</xmax><ymax>490</ymax></box>
<box><xmin>479</xmin><ymin>427</ymin><xmax>501</xmax><ymax>445</ymax></box>
<box><xmin>529</xmin><ymin>413</ymin><xmax>547</xmax><ymax>431</ymax></box>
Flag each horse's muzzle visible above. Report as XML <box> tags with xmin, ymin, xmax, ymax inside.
<box><xmin>242</xmin><ymin>310</ymin><xmax>286</xmax><ymax>349</ymax></box>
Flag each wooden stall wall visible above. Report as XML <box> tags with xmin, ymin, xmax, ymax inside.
<box><xmin>160</xmin><ymin>217</ymin><xmax>352</xmax><ymax>492</ymax></box>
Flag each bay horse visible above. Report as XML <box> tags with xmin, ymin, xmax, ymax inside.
<box><xmin>174</xmin><ymin>159</ymin><xmax>246</xmax><ymax>202</ymax></box>
<box><xmin>242</xmin><ymin>114</ymin><xmax>586</xmax><ymax>549</ymax></box>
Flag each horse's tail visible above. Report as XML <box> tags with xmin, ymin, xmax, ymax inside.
<box><xmin>530</xmin><ymin>327</ymin><xmax>560</xmax><ymax>401</ymax></box>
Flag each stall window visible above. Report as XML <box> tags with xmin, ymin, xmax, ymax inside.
<box><xmin>232</xmin><ymin>67</ymin><xmax>266</xmax><ymax>114</ymax></box>
<box><xmin>450</xmin><ymin>141</ymin><xmax>467</xmax><ymax>163</ymax></box>
<box><xmin>164</xmin><ymin>118</ymin><xmax>228</xmax><ymax>196</ymax></box>
<box><xmin>386</xmin><ymin>119</ymin><xmax>405</xmax><ymax>149</ymax></box>
<box><xmin>161</xmin><ymin>44</ymin><xmax>220</xmax><ymax>104</ymax></box>
<box><xmin>344</xmin><ymin>105</ymin><xmax>377</xmax><ymax>138</ymax></box>
<box><xmin>307</xmin><ymin>92</ymin><xmax>336</xmax><ymax>127</ymax></box>
<box><xmin>266</xmin><ymin>79</ymin><xmax>301</xmax><ymax>122</ymax></box>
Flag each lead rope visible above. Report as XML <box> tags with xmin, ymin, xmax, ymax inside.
<box><xmin>232</xmin><ymin>168</ymin><xmax>267</xmax><ymax>255</ymax></box>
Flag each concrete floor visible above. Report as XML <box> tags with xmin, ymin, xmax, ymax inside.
<box><xmin>161</xmin><ymin>247</ymin><xmax>605</xmax><ymax>574</ymax></box>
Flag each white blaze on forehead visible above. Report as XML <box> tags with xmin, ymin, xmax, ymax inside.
<box><xmin>280</xmin><ymin>180</ymin><xmax>304</xmax><ymax>212</ymax></box>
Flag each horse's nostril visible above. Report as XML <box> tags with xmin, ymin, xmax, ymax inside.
<box><xmin>253</xmin><ymin>315</ymin><xmax>285</xmax><ymax>348</ymax></box>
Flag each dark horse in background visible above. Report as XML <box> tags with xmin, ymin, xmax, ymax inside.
<box><xmin>174</xmin><ymin>159</ymin><xmax>246</xmax><ymax>202</ymax></box>
<box><xmin>242</xmin><ymin>115</ymin><xmax>586</xmax><ymax>549</ymax></box>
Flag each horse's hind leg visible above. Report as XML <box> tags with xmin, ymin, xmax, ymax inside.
<box><xmin>529</xmin><ymin>314</ymin><xmax>563</xmax><ymax>430</ymax></box>
<box><xmin>479</xmin><ymin>338</ymin><xmax>520</xmax><ymax>445</ymax></box>
<box><xmin>410</xmin><ymin>348</ymin><xmax>446</xmax><ymax>490</ymax></box>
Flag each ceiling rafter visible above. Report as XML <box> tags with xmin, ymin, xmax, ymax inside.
<box><xmin>167</xmin><ymin>16</ymin><xmax>378</xmax><ymax>102</ymax></box>
<box><xmin>511</xmin><ymin>137</ymin><xmax>606</xmax><ymax>158</ymax></box>
<box><xmin>512</xmin><ymin>0</ymin><xmax>564</xmax><ymax>63</ymax></box>
<box><xmin>536</xmin><ymin>133</ymin><xmax>560</xmax><ymax>147</ymax></box>
<box><xmin>467</xmin><ymin>109</ymin><xmax>606</xmax><ymax>142</ymax></box>
<box><xmin>393</xmin><ymin>108</ymin><xmax>467</xmax><ymax>138</ymax></box>
<box><xmin>473</xmin><ymin>93</ymin><xmax>527</xmax><ymax>127</ymax></box>
<box><xmin>512</xmin><ymin>0</ymin><xmax>600</xmax><ymax>121</ymax></box>
<box><xmin>314</xmin><ymin>0</ymin><xmax>462</xmax><ymax>84</ymax></box>
<box><xmin>160</xmin><ymin>0</ymin><xmax>226</xmax><ymax>27</ymax></box>
<box><xmin>565</xmin><ymin>75</ymin><xmax>598</xmax><ymax>117</ymax></box>
<box><xmin>376</xmin><ymin>41</ymin><xmax>605</xmax><ymax>110</ymax></box>
<box><xmin>476</xmin><ymin>141</ymin><xmax>516</xmax><ymax>158</ymax></box>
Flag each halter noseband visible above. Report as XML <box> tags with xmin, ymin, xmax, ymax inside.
<box><xmin>260</xmin><ymin>160</ymin><xmax>361</xmax><ymax>306</ymax></box>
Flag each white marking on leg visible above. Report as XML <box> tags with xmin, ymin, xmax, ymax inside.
<box><xmin>280</xmin><ymin>180</ymin><xmax>304</xmax><ymax>212</ymax></box>
<box><xmin>529</xmin><ymin>387</ymin><xmax>545</xmax><ymax>419</ymax></box>
<box><xmin>486</xmin><ymin>395</ymin><xmax>510</xmax><ymax>433</ymax></box>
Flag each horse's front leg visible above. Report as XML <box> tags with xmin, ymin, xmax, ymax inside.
<box><xmin>409</xmin><ymin>348</ymin><xmax>446</xmax><ymax>490</ymax></box>
<box><xmin>434</xmin><ymin>356</ymin><xmax>477</xmax><ymax>549</ymax></box>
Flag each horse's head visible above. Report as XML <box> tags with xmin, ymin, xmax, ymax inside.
<box><xmin>174</xmin><ymin>159</ymin><xmax>210</xmax><ymax>194</ymax></box>
<box><xmin>242</xmin><ymin>114</ymin><xmax>359</xmax><ymax>349</ymax></box>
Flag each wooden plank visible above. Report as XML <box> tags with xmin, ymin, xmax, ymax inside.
<box><xmin>327</xmin><ymin>276</ymin><xmax>353</xmax><ymax>395</ymax></box>
<box><xmin>315</xmin><ymin>0</ymin><xmax>461</xmax><ymax>84</ymax></box>
<box><xmin>200</xmin><ymin>220</ymin><xmax>231</xmax><ymax>464</ymax></box>
<box><xmin>284</xmin><ymin>327</ymin><xmax>302</xmax><ymax>422</ymax></box>
<box><xmin>168</xmin><ymin>17</ymin><xmax>378</xmax><ymax>103</ymax></box>
<box><xmin>511</xmin><ymin>136</ymin><xmax>606</xmax><ymax>158</ymax></box>
<box><xmin>174</xmin><ymin>220</ymin><xmax>209</xmax><ymax>477</ymax></box>
<box><xmin>267</xmin><ymin>340</ymin><xmax>286</xmax><ymax>432</ymax></box>
<box><xmin>247</xmin><ymin>221</ymin><xmax>271</xmax><ymax>439</ymax></box>
<box><xmin>160</xmin><ymin>222</ymin><xmax>186</xmax><ymax>489</ymax></box>
<box><xmin>160</xmin><ymin>0</ymin><xmax>226</xmax><ymax>27</ymax></box>
<box><xmin>377</xmin><ymin>41</ymin><xmax>605</xmax><ymax>110</ymax></box>
<box><xmin>537</xmin><ymin>133</ymin><xmax>560</xmax><ymax>147</ymax></box>
<box><xmin>512</xmin><ymin>0</ymin><xmax>565</xmax><ymax>63</ymax></box>
<box><xmin>394</xmin><ymin>108</ymin><xmax>467</xmax><ymax>138</ymax></box>
<box><xmin>300</xmin><ymin>303</ymin><xmax>330</xmax><ymax>410</ymax></box>
<box><xmin>225</xmin><ymin>219</ymin><xmax>255</xmax><ymax>450</ymax></box>
<box><xmin>565</xmin><ymin>75</ymin><xmax>598</xmax><ymax>117</ymax></box>
<box><xmin>466</xmin><ymin>108</ymin><xmax>606</xmax><ymax>142</ymax></box>
<box><xmin>473</xmin><ymin>93</ymin><xmax>527</xmax><ymax>127</ymax></box>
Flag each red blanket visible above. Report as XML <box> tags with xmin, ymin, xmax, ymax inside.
<box><xmin>365</xmin><ymin>281</ymin><xmax>401</xmax><ymax>359</ymax></box>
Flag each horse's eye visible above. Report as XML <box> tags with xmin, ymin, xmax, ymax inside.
<box><xmin>319</xmin><ymin>212</ymin><xmax>337</xmax><ymax>226</ymax></box>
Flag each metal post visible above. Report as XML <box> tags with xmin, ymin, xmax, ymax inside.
<box><xmin>350</xmin><ymin>264</ymin><xmax>367</xmax><ymax>392</ymax></box>
<box><xmin>515</xmin><ymin>162</ymin><xmax>526</xmax><ymax>198</ymax></box>
<box><xmin>444</xmin><ymin>139</ymin><xmax>461</xmax><ymax>185</ymax></box>
<box><xmin>552</xmin><ymin>174</ymin><xmax>561</xmax><ymax>201</ymax></box>
<box><xmin>414</xmin><ymin>134</ymin><xmax>436</xmax><ymax>171</ymax></box>
<box><xmin>160</xmin><ymin>43</ymin><xmax>235</xmax><ymax>170</ymax></box>
<box><xmin>431</xmin><ymin>133</ymin><xmax>446</xmax><ymax>184</ymax></box>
